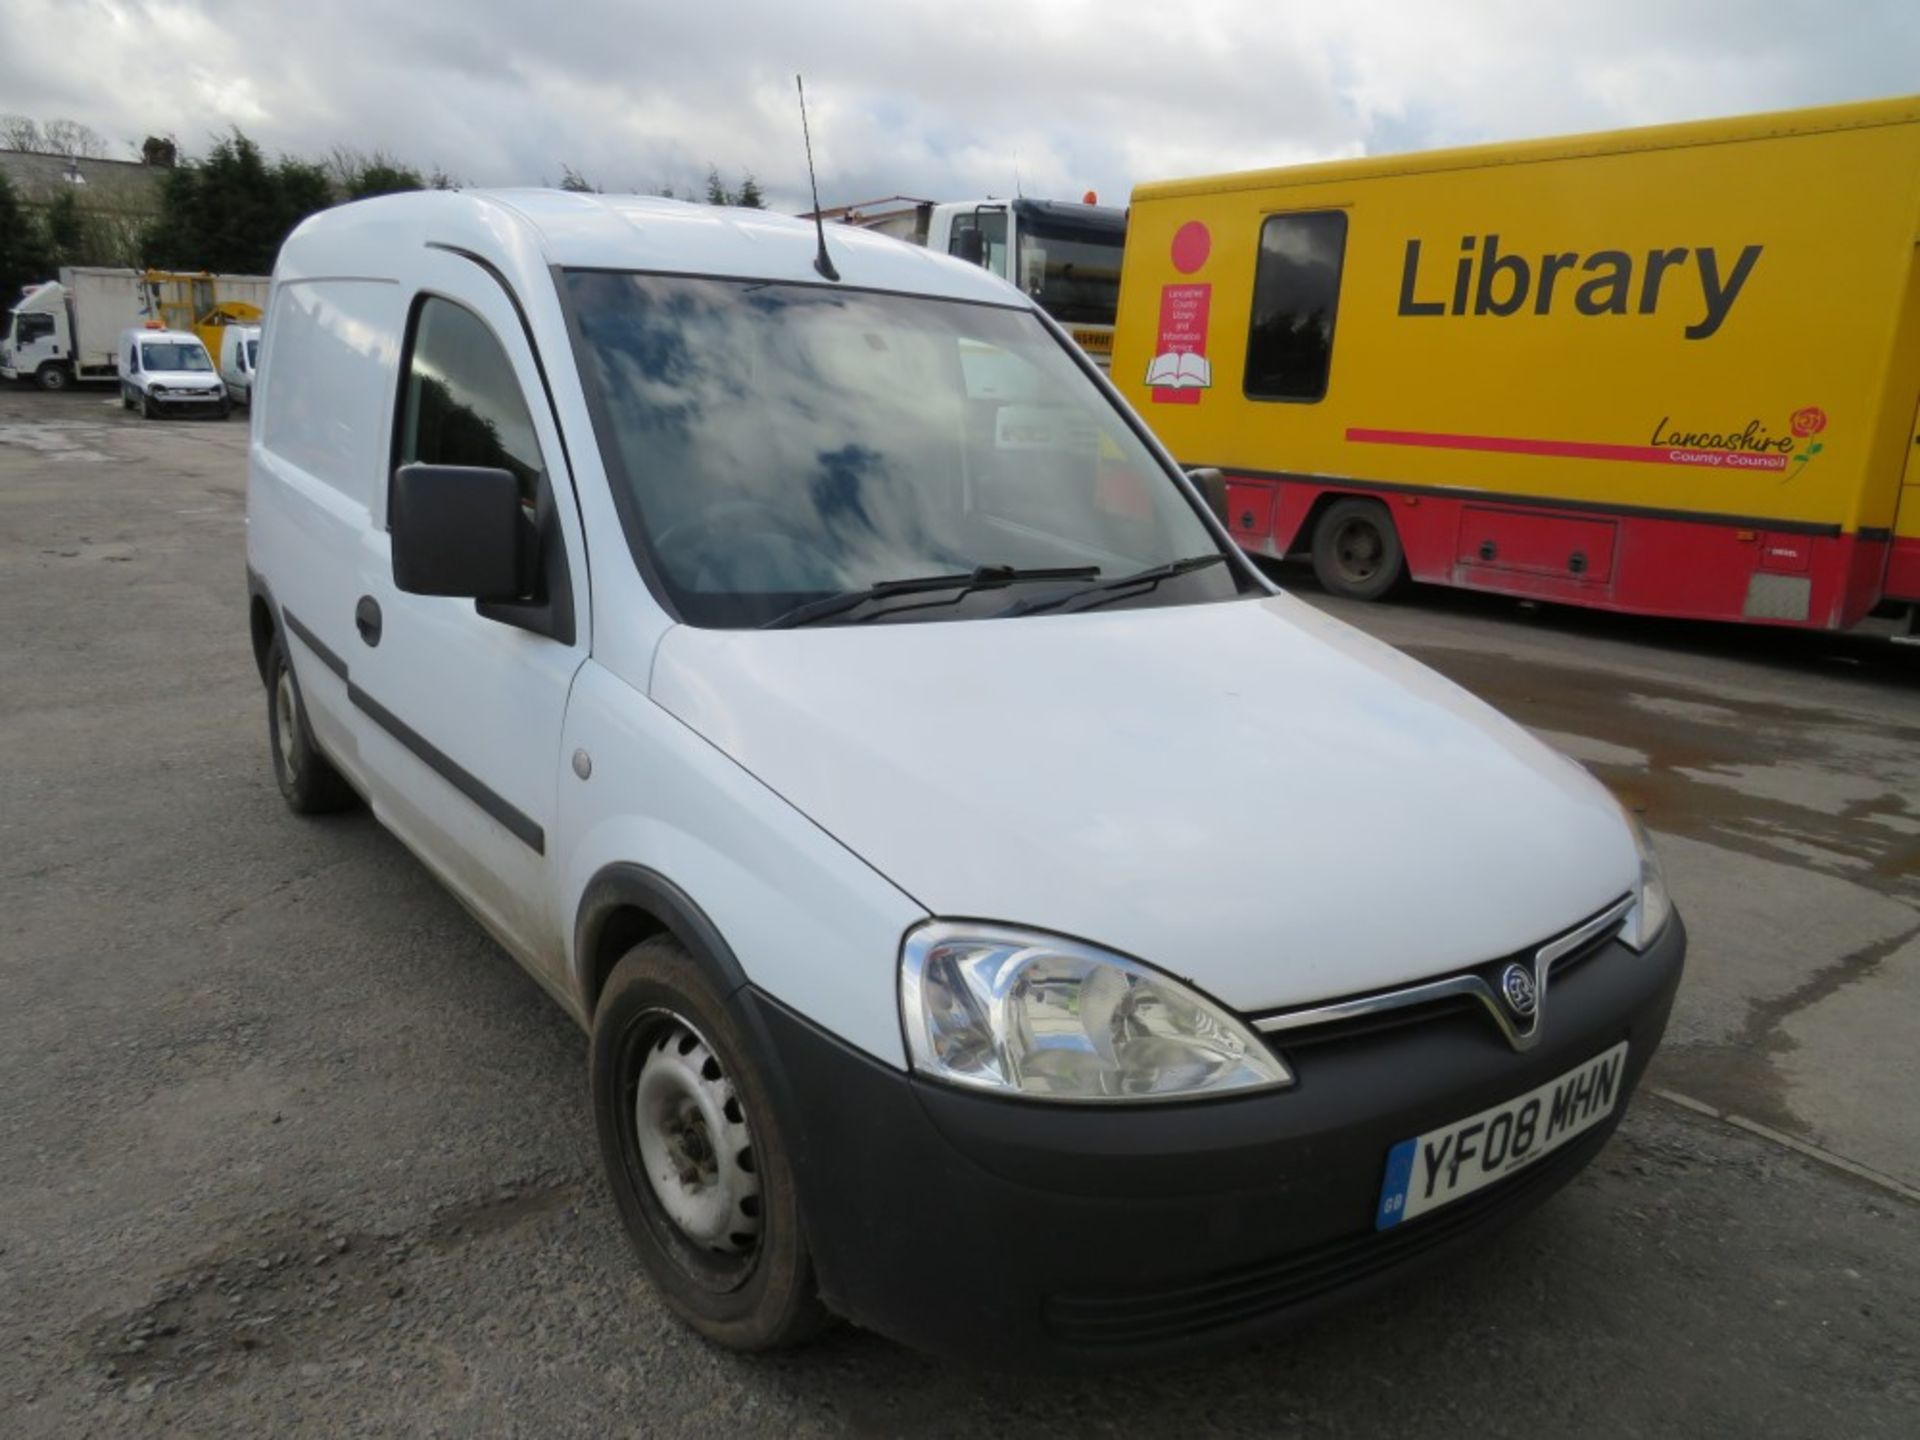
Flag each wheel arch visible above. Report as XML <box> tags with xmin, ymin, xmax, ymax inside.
<box><xmin>1289</xmin><ymin>487</ymin><xmax>1390</xmax><ymax>558</ymax></box>
<box><xmin>246</xmin><ymin>569</ymin><xmax>278</xmax><ymax>686</ymax></box>
<box><xmin>575</xmin><ymin>862</ymin><xmax>751</xmax><ymax>1021</ymax></box>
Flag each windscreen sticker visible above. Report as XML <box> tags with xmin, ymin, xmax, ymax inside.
<box><xmin>1150</xmin><ymin>221</ymin><xmax>1213</xmax><ymax>406</ymax></box>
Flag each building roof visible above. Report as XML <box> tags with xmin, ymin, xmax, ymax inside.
<box><xmin>0</xmin><ymin>150</ymin><xmax>166</xmax><ymax>217</ymax></box>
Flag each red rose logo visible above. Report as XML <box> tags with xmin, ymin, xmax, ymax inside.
<box><xmin>1790</xmin><ymin>406</ymin><xmax>1827</xmax><ymax>437</ymax></box>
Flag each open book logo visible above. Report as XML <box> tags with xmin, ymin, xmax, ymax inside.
<box><xmin>1146</xmin><ymin>351</ymin><xmax>1210</xmax><ymax>390</ymax></box>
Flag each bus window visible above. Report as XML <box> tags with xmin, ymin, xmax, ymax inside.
<box><xmin>1244</xmin><ymin>211</ymin><xmax>1347</xmax><ymax>402</ymax></box>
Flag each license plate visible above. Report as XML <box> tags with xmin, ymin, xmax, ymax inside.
<box><xmin>1375</xmin><ymin>1041</ymin><xmax>1628</xmax><ymax>1229</ymax></box>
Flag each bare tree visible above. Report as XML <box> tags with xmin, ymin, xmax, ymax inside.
<box><xmin>40</xmin><ymin>119</ymin><xmax>110</xmax><ymax>158</ymax></box>
<box><xmin>0</xmin><ymin>114</ymin><xmax>41</xmax><ymax>152</ymax></box>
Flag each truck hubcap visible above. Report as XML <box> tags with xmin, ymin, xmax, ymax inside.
<box><xmin>1332</xmin><ymin>517</ymin><xmax>1384</xmax><ymax>582</ymax></box>
<box><xmin>633</xmin><ymin>1018</ymin><xmax>761</xmax><ymax>1256</ymax></box>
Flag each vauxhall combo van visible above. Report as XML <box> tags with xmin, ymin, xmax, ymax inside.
<box><xmin>245</xmin><ymin>190</ymin><xmax>1684</xmax><ymax>1366</ymax></box>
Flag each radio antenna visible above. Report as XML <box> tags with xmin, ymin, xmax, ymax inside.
<box><xmin>796</xmin><ymin>74</ymin><xmax>839</xmax><ymax>282</ymax></box>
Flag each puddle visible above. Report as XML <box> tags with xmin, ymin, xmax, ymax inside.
<box><xmin>1406</xmin><ymin>645</ymin><xmax>1920</xmax><ymax>905</ymax></box>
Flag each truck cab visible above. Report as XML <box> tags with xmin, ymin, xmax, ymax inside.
<box><xmin>1</xmin><ymin>283</ymin><xmax>69</xmax><ymax>390</ymax></box>
<box><xmin>920</xmin><ymin>197</ymin><xmax>1127</xmax><ymax>367</ymax></box>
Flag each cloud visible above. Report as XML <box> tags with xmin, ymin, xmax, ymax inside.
<box><xmin>1</xmin><ymin>0</ymin><xmax>1913</xmax><ymax>210</ymax></box>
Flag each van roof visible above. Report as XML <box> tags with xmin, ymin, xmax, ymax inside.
<box><xmin>123</xmin><ymin>328</ymin><xmax>203</xmax><ymax>345</ymax></box>
<box><xmin>276</xmin><ymin>190</ymin><xmax>1027</xmax><ymax>311</ymax></box>
<box><xmin>1133</xmin><ymin>93</ymin><xmax>1920</xmax><ymax>201</ymax></box>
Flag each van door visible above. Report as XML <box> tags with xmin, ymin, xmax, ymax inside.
<box><xmin>345</xmin><ymin>266</ymin><xmax>591</xmax><ymax>981</ymax></box>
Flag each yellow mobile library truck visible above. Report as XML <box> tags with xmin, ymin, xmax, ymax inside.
<box><xmin>1111</xmin><ymin>97</ymin><xmax>1920</xmax><ymax>633</ymax></box>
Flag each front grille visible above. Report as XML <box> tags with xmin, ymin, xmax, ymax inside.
<box><xmin>1043</xmin><ymin>1126</ymin><xmax>1610</xmax><ymax>1348</ymax></box>
<box><xmin>1249</xmin><ymin>897</ymin><xmax>1632</xmax><ymax>1054</ymax></box>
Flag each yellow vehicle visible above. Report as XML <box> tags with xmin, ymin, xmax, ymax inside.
<box><xmin>142</xmin><ymin>269</ymin><xmax>268</xmax><ymax>366</ymax></box>
<box><xmin>1111</xmin><ymin>96</ymin><xmax>1920</xmax><ymax>633</ymax></box>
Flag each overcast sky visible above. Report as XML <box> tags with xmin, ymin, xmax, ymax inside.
<box><xmin>3</xmin><ymin>1</ymin><xmax>1916</xmax><ymax>208</ymax></box>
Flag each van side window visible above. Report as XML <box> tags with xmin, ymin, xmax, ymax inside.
<box><xmin>395</xmin><ymin>297</ymin><xmax>544</xmax><ymax>503</ymax></box>
<box><xmin>1243</xmin><ymin>211</ymin><xmax>1347</xmax><ymax>403</ymax></box>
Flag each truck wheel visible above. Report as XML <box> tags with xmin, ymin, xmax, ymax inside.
<box><xmin>592</xmin><ymin>936</ymin><xmax>827</xmax><ymax>1352</ymax></box>
<box><xmin>1311</xmin><ymin>497</ymin><xmax>1407</xmax><ymax>601</ymax></box>
<box><xmin>36</xmin><ymin>363</ymin><xmax>70</xmax><ymax>393</ymax></box>
<box><xmin>266</xmin><ymin>635</ymin><xmax>356</xmax><ymax>814</ymax></box>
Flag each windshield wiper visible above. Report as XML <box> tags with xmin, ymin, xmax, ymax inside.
<box><xmin>1000</xmin><ymin>553</ymin><xmax>1230</xmax><ymax>618</ymax></box>
<box><xmin>761</xmin><ymin>563</ymin><xmax>1100</xmax><ymax>629</ymax></box>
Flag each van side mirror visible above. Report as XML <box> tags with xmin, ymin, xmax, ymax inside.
<box><xmin>1187</xmin><ymin>467</ymin><xmax>1230</xmax><ymax>527</ymax></box>
<box><xmin>389</xmin><ymin>464</ymin><xmax>529</xmax><ymax>600</ymax></box>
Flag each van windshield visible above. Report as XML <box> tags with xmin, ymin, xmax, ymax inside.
<box><xmin>564</xmin><ymin>272</ymin><xmax>1234</xmax><ymax>628</ymax></box>
<box><xmin>142</xmin><ymin>343</ymin><xmax>211</xmax><ymax>372</ymax></box>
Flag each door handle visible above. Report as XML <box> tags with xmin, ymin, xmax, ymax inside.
<box><xmin>354</xmin><ymin>595</ymin><xmax>383</xmax><ymax>647</ymax></box>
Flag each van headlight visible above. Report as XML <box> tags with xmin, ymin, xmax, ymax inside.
<box><xmin>899</xmin><ymin>922</ymin><xmax>1291</xmax><ymax>1102</ymax></box>
<box><xmin>1620</xmin><ymin>814</ymin><xmax>1673</xmax><ymax>951</ymax></box>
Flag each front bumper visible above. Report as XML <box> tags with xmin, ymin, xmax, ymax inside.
<box><xmin>738</xmin><ymin>914</ymin><xmax>1685</xmax><ymax>1369</ymax></box>
<box><xmin>148</xmin><ymin>389</ymin><xmax>225</xmax><ymax>408</ymax></box>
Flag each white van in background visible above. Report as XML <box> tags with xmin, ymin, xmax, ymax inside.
<box><xmin>117</xmin><ymin>327</ymin><xmax>229</xmax><ymax>419</ymax></box>
<box><xmin>219</xmin><ymin>323</ymin><xmax>262</xmax><ymax>404</ymax></box>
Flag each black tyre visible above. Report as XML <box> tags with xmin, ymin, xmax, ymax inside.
<box><xmin>36</xmin><ymin>363</ymin><xmax>70</xmax><ymax>393</ymax></box>
<box><xmin>265</xmin><ymin>634</ymin><xmax>356</xmax><ymax>814</ymax></box>
<box><xmin>140</xmin><ymin>391</ymin><xmax>157</xmax><ymax>420</ymax></box>
<box><xmin>592</xmin><ymin>936</ymin><xmax>826</xmax><ymax>1351</ymax></box>
<box><xmin>217</xmin><ymin>399</ymin><xmax>233</xmax><ymax>420</ymax></box>
<box><xmin>1310</xmin><ymin>496</ymin><xmax>1407</xmax><ymax>601</ymax></box>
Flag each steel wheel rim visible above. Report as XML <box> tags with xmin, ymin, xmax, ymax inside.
<box><xmin>274</xmin><ymin>670</ymin><xmax>298</xmax><ymax>774</ymax></box>
<box><xmin>632</xmin><ymin>1015</ymin><xmax>762</xmax><ymax>1258</ymax></box>
<box><xmin>1332</xmin><ymin>517</ymin><xmax>1384</xmax><ymax>583</ymax></box>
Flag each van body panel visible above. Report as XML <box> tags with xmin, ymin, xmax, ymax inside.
<box><xmin>648</xmin><ymin>593</ymin><xmax>1639</xmax><ymax>1013</ymax></box>
<box><xmin>557</xmin><ymin>661</ymin><xmax>928</xmax><ymax>1064</ymax></box>
<box><xmin>1113</xmin><ymin>96</ymin><xmax>1920</xmax><ymax>629</ymax></box>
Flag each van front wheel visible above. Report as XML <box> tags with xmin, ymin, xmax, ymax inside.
<box><xmin>1311</xmin><ymin>497</ymin><xmax>1407</xmax><ymax>601</ymax></box>
<box><xmin>592</xmin><ymin>936</ymin><xmax>826</xmax><ymax>1351</ymax></box>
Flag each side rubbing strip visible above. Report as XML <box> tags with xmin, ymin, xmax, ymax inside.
<box><xmin>279</xmin><ymin>607</ymin><xmax>544</xmax><ymax>854</ymax></box>
<box><xmin>347</xmin><ymin>683</ymin><xmax>547</xmax><ymax>854</ymax></box>
<box><xmin>282</xmin><ymin>609</ymin><xmax>348</xmax><ymax>680</ymax></box>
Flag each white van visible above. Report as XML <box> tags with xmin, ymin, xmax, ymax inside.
<box><xmin>218</xmin><ymin>323</ymin><xmax>262</xmax><ymax>405</ymax></box>
<box><xmin>117</xmin><ymin>327</ymin><xmax>228</xmax><ymax>418</ymax></box>
<box><xmin>245</xmin><ymin>190</ymin><xmax>1684</xmax><ymax>1366</ymax></box>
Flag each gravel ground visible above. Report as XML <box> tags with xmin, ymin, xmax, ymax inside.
<box><xmin>1</xmin><ymin>384</ymin><xmax>1915</xmax><ymax>1437</ymax></box>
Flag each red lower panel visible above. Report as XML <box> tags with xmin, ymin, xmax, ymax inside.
<box><xmin>1887</xmin><ymin>538</ymin><xmax>1920</xmax><ymax>602</ymax></box>
<box><xmin>1229</xmin><ymin>476</ymin><xmax>1897</xmax><ymax>632</ymax></box>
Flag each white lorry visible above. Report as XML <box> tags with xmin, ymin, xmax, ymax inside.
<box><xmin>840</xmin><ymin>197</ymin><xmax>1127</xmax><ymax>366</ymax></box>
<box><xmin>2</xmin><ymin>267</ymin><xmax>150</xmax><ymax>390</ymax></box>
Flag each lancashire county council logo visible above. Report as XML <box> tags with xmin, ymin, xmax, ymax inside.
<box><xmin>1783</xmin><ymin>404</ymin><xmax>1828</xmax><ymax>484</ymax></box>
<box><xmin>1500</xmin><ymin>963</ymin><xmax>1538</xmax><ymax>1019</ymax></box>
